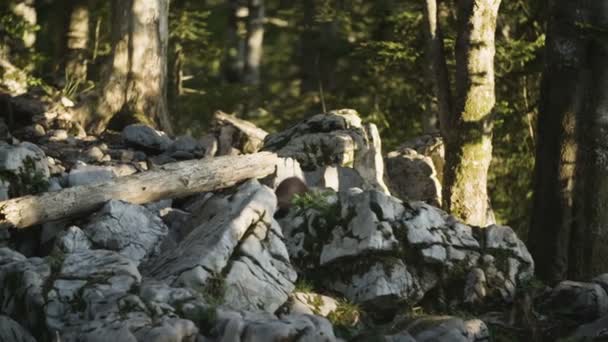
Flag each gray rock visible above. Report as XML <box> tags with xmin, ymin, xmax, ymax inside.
<box><xmin>84</xmin><ymin>146</ymin><xmax>105</xmax><ymax>162</ymax></box>
<box><xmin>122</xmin><ymin>124</ymin><xmax>173</xmax><ymax>152</ymax></box>
<box><xmin>83</xmin><ymin>200</ymin><xmax>168</xmax><ymax>264</ymax></box>
<box><xmin>569</xmin><ymin>314</ymin><xmax>608</xmax><ymax>340</ymax></box>
<box><xmin>47</xmin><ymin>177</ymin><xmax>62</xmax><ymax>191</ymax></box>
<box><xmin>133</xmin><ymin>318</ymin><xmax>198</xmax><ymax>342</ymax></box>
<box><xmin>41</xmin><ymin>220</ymin><xmax>68</xmax><ymax>245</ymax></box>
<box><xmin>45</xmin><ymin>250</ymin><xmax>142</xmax><ymax>334</ymax></box>
<box><xmin>68</xmin><ymin>164</ymin><xmax>115</xmax><ymax>187</ymax></box>
<box><xmin>263</xmin><ymin>109</ymin><xmax>389</xmax><ymax>194</ymax></box>
<box><xmin>260</xmin><ymin>157</ymin><xmax>304</xmax><ymax>189</ymax></box>
<box><xmin>159</xmin><ymin>207</ymin><xmax>192</xmax><ymax>243</ymax></box>
<box><xmin>28</xmin><ymin>124</ymin><xmax>46</xmax><ymax>137</ymax></box>
<box><xmin>170</xmin><ymin>150</ymin><xmax>195</xmax><ymax>159</ymax></box>
<box><xmin>407</xmin><ymin>316</ymin><xmax>489</xmax><ymax>342</ymax></box>
<box><xmin>328</xmin><ymin>259</ymin><xmax>425</xmax><ymax>309</ymax></box>
<box><xmin>304</xmin><ymin>165</ymin><xmax>365</xmax><ymax>191</ymax></box>
<box><xmin>0</xmin><ymin>248</ymin><xmax>50</xmax><ymax>334</ymax></box>
<box><xmin>144</xmin><ymin>180</ymin><xmax>297</xmax><ymax>313</ymax></box>
<box><xmin>169</xmin><ymin>135</ymin><xmax>204</xmax><ymax>156</ymax></box>
<box><xmin>593</xmin><ymin>273</ymin><xmax>608</xmax><ymax>295</ymax></box>
<box><xmin>385</xmin><ymin>147</ymin><xmax>442</xmax><ymax>206</ymax></box>
<box><xmin>320</xmin><ymin>190</ymin><xmax>401</xmax><ymax>264</ymax></box>
<box><xmin>48</xmin><ymin>129</ymin><xmax>69</xmax><ymax>141</ymax></box>
<box><xmin>55</xmin><ymin>226</ymin><xmax>92</xmax><ymax>253</ymax></box>
<box><xmin>539</xmin><ymin>280</ymin><xmax>608</xmax><ymax>322</ymax></box>
<box><xmin>210</xmin><ymin>309</ymin><xmax>337</xmax><ymax>342</ymax></box>
<box><xmin>278</xmin><ymin>189</ymin><xmax>533</xmax><ymax>310</ymax></box>
<box><xmin>398</xmin><ymin>133</ymin><xmax>445</xmax><ymax>180</ymax></box>
<box><xmin>0</xmin><ymin>142</ymin><xmax>50</xmax><ymax>196</ymax></box>
<box><xmin>0</xmin><ymin>315</ymin><xmax>36</xmax><ymax>342</ymax></box>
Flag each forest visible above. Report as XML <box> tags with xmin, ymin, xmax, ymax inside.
<box><xmin>0</xmin><ymin>0</ymin><xmax>606</xmax><ymax>341</ymax></box>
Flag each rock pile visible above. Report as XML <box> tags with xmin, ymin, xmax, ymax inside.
<box><xmin>0</xmin><ymin>107</ymin><xmax>585</xmax><ymax>342</ymax></box>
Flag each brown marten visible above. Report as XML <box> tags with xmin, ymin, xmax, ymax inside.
<box><xmin>274</xmin><ymin>177</ymin><xmax>309</xmax><ymax>217</ymax></box>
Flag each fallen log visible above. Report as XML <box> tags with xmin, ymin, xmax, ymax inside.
<box><xmin>0</xmin><ymin>152</ymin><xmax>281</xmax><ymax>229</ymax></box>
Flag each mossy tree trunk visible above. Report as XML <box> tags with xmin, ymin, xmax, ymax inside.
<box><xmin>441</xmin><ymin>0</ymin><xmax>501</xmax><ymax>227</ymax></box>
<box><xmin>527</xmin><ymin>0</ymin><xmax>584</xmax><ymax>284</ymax></box>
<box><xmin>76</xmin><ymin>0</ymin><xmax>173</xmax><ymax>135</ymax></box>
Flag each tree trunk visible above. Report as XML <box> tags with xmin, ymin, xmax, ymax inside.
<box><xmin>423</xmin><ymin>0</ymin><xmax>452</xmax><ymax>137</ymax></box>
<box><xmin>299</xmin><ymin>0</ymin><xmax>318</xmax><ymax>94</ymax></box>
<box><xmin>568</xmin><ymin>2</ymin><xmax>608</xmax><ymax>280</ymax></box>
<box><xmin>243</xmin><ymin>0</ymin><xmax>264</xmax><ymax>85</ymax></box>
<box><xmin>442</xmin><ymin>0</ymin><xmax>501</xmax><ymax>227</ymax></box>
<box><xmin>169</xmin><ymin>43</ymin><xmax>184</xmax><ymax>101</ymax></box>
<box><xmin>527</xmin><ymin>0</ymin><xmax>585</xmax><ymax>284</ymax></box>
<box><xmin>0</xmin><ymin>152</ymin><xmax>281</xmax><ymax>230</ymax></box>
<box><xmin>65</xmin><ymin>0</ymin><xmax>90</xmax><ymax>84</ymax></box>
<box><xmin>223</xmin><ymin>0</ymin><xmax>247</xmax><ymax>83</ymax></box>
<box><xmin>77</xmin><ymin>0</ymin><xmax>173</xmax><ymax>135</ymax></box>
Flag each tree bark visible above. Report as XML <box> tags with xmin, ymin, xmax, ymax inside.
<box><xmin>423</xmin><ymin>0</ymin><xmax>453</xmax><ymax>137</ymax></box>
<box><xmin>243</xmin><ymin>0</ymin><xmax>264</xmax><ymax>85</ymax></box>
<box><xmin>77</xmin><ymin>0</ymin><xmax>173</xmax><ymax>135</ymax></box>
<box><xmin>223</xmin><ymin>0</ymin><xmax>248</xmax><ymax>83</ymax></box>
<box><xmin>0</xmin><ymin>152</ymin><xmax>281</xmax><ymax>230</ymax></box>
<box><xmin>568</xmin><ymin>2</ymin><xmax>608</xmax><ymax>280</ymax></box>
<box><xmin>299</xmin><ymin>0</ymin><xmax>318</xmax><ymax>93</ymax></box>
<box><xmin>442</xmin><ymin>0</ymin><xmax>501</xmax><ymax>227</ymax></box>
<box><xmin>64</xmin><ymin>0</ymin><xmax>90</xmax><ymax>84</ymax></box>
<box><xmin>527</xmin><ymin>0</ymin><xmax>585</xmax><ymax>284</ymax></box>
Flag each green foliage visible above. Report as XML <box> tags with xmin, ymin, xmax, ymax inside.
<box><xmin>170</xmin><ymin>6</ymin><xmax>212</xmax><ymax>47</ymax></box>
<box><xmin>327</xmin><ymin>298</ymin><xmax>361</xmax><ymax>327</ymax></box>
<box><xmin>0</xmin><ymin>157</ymin><xmax>48</xmax><ymax>198</ymax></box>
<box><xmin>294</xmin><ymin>279</ymin><xmax>315</xmax><ymax>293</ymax></box>
<box><xmin>0</xmin><ymin>12</ymin><xmax>37</xmax><ymax>44</ymax></box>
<box><xmin>292</xmin><ymin>189</ymin><xmax>336</xmax><ymax>217</ymax></box>
<box><xmin>61</xmin><ymin>70</ymin><xmax>95</xmax><ymax>99</ymax></box>
<box><xmin>489</xmin><ymin>1</ymin><xmax>545</xmax><ymax>237</ymax></box>
<box><xmin>201</xmin><ymin>273</ymin><xmax>226</xmax><ymax>306</ymax></box>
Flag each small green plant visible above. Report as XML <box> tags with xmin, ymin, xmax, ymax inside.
<box><xmin>327</xmin><ymin>298</ymin><xmax>361</xmax><ymax>328</ymax></box>
<box><xmin>327</xmin><ymin>298</ymin><xmax>363</xmax><ymax>340</ymax></box>
<box><xmin>294</xmin><ymin>279</ymin><xmax>315</xmax><ymax>293</ymax></box>
<box><xmin>201</xmin><ymin>273</ymin><xmax>226</xmax><ymax>306</ymax></box>
<box><xmin>292</xmin><ymin>189</ymin><xmax>336</xmax><ymax>215</ymax></box>
<box><xmin>61</xmin><ymin>70</ymin><xmax>94</xmax><ymax>99</ymax></box>
<box><xmin>303</xmin><ymin>293</ymin><xmax>324</xmax><ymax>316</ymax></box>
<box><xmin>0</xmin><ymin>156</ymin><xmax>48</xmax><ymax>197</ymax></box>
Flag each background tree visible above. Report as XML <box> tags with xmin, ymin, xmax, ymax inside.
<box><xmin>75</xmin><ymin>0</ymin><xmax>173</xmax><ymax>135</ymax></box>
<box><xmin>422</xmin><ymin>0</ymin><xmax>502</xmax><ymax>227</ymax></box>
<box><xmin>527</xmin><ymin>0</ymin><xmax>582</xmax><ymax>284</ymax></box>
<box><xmin>64</xmin><ymin>0</ymin><xmax>91</xmax><ymax>84</ymax></box>
<box><xmin>566</xmin><ymin>2</ymin><xmax>608</xmax><ymax>281</ymax></box>
<box><xmin>244</xmin><ymin>0</ymin><xmax>264</xmax><ymax>85</ymax></box>
<box><xmin>529</xmin><ymin>0</ymin><xmax>608</xmax><ymax>282</ymax></box>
